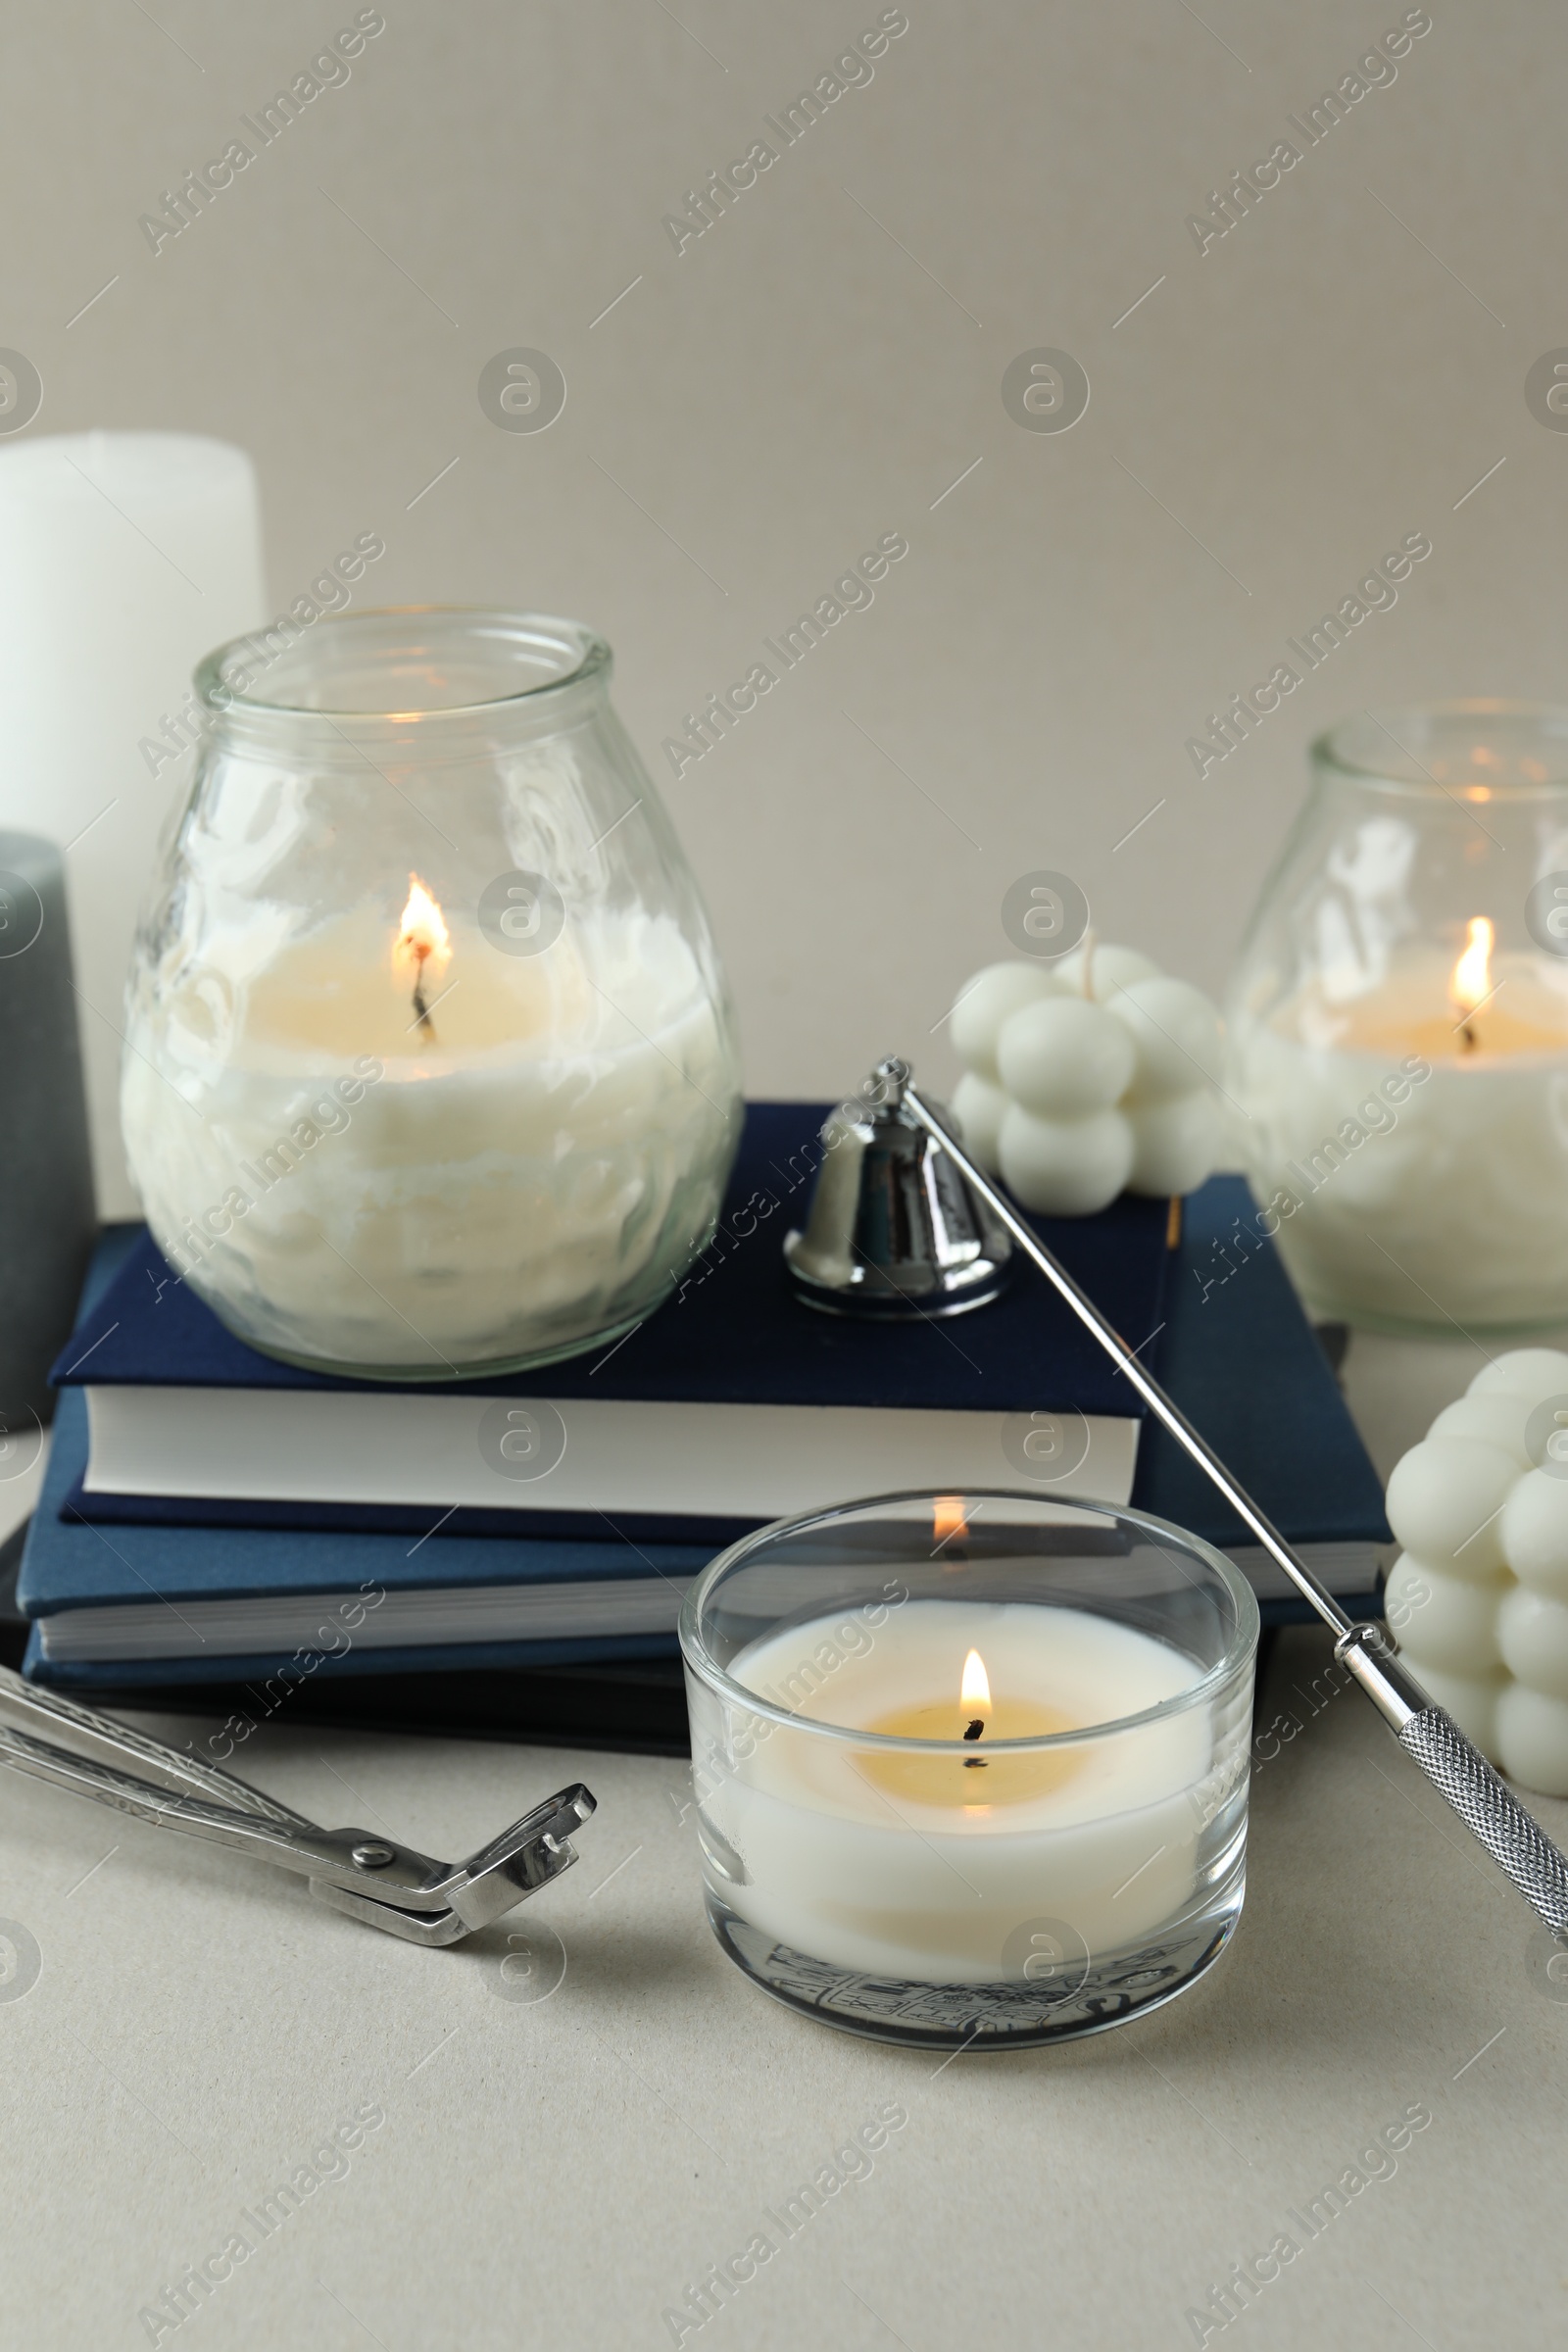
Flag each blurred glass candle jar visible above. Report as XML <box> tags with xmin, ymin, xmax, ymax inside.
<box><xmin>1226</xmin><ymin>706</ymin><xmax>1568</xmax><ymax>1334</ymax></box>
<box><xmin>680</xmin><ymin>1492</ymin><xmax>1257</xmax><ymax>2049</ymax></box>
<box><xmin>122</xmin><ymin>610</ymin><xmax>743</xmax><ymax>1376</ymax></box>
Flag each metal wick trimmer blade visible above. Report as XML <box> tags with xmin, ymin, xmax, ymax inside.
<box><xmin>0</xmin><ymin>1662</ymin><xmax>597</xmax><ymax>1947</ymax></box>
<box><xmin>886</xmin><ymin>1055</ymin><xmax>1568</xmax><ymax>1942</ymax></box>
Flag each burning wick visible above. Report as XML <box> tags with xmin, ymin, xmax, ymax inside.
<box><xmin>1450</xmin><ymin>914</ymin><xmax>1494</xmax><ymax>1054</ymax></box>
<box><xmin>393</xmin><ymin>873</ymin><xmax>452</xmax><ymax>1045</ymax></box>
<box><xmin>960</xmin><ymin>1647</ymin><xmax>990</xmax><ymax>1767</ymax></box>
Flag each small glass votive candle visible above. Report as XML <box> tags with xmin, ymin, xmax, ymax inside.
<box><xmin>679</xmin><ymin>1491</ymin><xmax>1258</xmax><ymax>2049</ymax></box>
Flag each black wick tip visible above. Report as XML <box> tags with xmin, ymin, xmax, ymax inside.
<box><xmin>963</xmin><ymin>1717</ymin><xmax>984</xmax><ymax>1742</ymax></box>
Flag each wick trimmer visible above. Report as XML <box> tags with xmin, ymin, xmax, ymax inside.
<box><xmin>0</xmin><ymin>1663</ymin><xmax>594</xmax><ymax>1945</ymax></box>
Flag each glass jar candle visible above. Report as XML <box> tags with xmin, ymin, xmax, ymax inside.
<box><xmin>122</xmin><ymin>609</ymin><xmax>743</xmax><ymax>1376</ymax></box>
<box><xmin>680</xmin><ymin>1491</ymin><xmax>1258</xmax><ymax>2049</ymax></box>
<box><xmin>1226</xmin><ymin>704</ymin><xmax>1568</xmax><ymax>1334</ymax></box>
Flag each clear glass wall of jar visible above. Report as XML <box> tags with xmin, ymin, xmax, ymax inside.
<box><xmin>122</xmin><ymin>609</ymin><xmax>743</xmax><ymax>1375</ymax></box>
<box><xmin>1225</xmin><ymin>704</ymin><xmax>1568</xmax><ymax>1334</ymax></box>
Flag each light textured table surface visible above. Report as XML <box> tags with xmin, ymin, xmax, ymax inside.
<box><xmin>3</xmin><ymin>1333</ymin><xmax>1564</xmax><ymax>2352</ymax></box>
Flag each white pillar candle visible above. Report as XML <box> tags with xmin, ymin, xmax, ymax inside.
<box><xmin>699</xmin><ymin>1600</ymin><xmax>1225</xmax><ymax>1983</ymax></box>
<box><xmin>1231</xmin><ymin>924</ymin><xmax>1568</xmax><ymax>1327</ymax></box>
<box><xmin>0</xmin><ymin>432</ymin><xmax>265</xmax><ymax>1215</ymax></box>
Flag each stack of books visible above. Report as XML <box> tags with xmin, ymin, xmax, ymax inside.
<box><xmin>11</xmin><ymin>1102</ymin><xmax>1390</xmax><ymax>1751</ymax></box>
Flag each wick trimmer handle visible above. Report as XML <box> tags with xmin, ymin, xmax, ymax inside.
<box><xmin>1338</xmin><ymin>1628</ymin><xmax>1568</xmax><ymax>1936</ymax></box>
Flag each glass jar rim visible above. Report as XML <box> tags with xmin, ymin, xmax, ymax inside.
<box><xmin>1313</xmin><ymin>701</ymin><xmax>1568</xmax><ymax>797</ymax></box>
<box><xmin>194</xmin><ymin>605</ymin><xmax>612</xmax><ymax>721</ymax></box>
<box><xmin>678</xmin><ymin>1488</ymin><xmax>1260</xmax><ymax>1752</ymax></box>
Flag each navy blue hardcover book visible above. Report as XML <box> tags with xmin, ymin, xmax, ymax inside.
<box><xmin>23</xmin><ymin>1387</ymin><xmax>707</xmax><ymax>1684</ymax></box>
<box><xmin>19</xmin><ymin>1169</ymin><xmax>1390</xmax><ymax>1693</ymax></box>
<box><xmin>55</xmin><ymin>1102</ymin><xmax>1171</xmax><ymax>1409</ymax></box>
<box><xmin>52</xmin><ymin>1101</ymin><xmax>1171</xmax><ymax>1546</ymax></box>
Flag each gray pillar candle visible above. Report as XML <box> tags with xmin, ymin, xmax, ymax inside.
<box><xmin>0</xmin><ymin>830</ymin><xmax>95</xmax><ymax>1433</ymax></box>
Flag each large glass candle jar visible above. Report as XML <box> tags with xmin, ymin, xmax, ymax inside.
<box><xmin>1226</xmin><ymin>705</ymin><xmax>1568</xmax><ymax>1334</ymax></box>
<box><xmin>122</xmin><ymin>610</ymin><xmax>743</xmax><ymax>1376</ymax></box>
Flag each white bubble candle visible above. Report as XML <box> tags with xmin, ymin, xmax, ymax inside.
<box><xmin>948</xmin><ymin>942</ymin><xmax>1223</xmax><ymax>1216</ymax></box>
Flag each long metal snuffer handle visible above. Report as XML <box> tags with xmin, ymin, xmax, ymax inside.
<box><xmin>0</xmin><ymin>1662</ymin><xmax>595</xmax><ymax>1947</ymax></box>
<box><xmin>890</xmin><ymin>1058</ymin><xmax>1568</xmax><ymax>1939</ymax></box>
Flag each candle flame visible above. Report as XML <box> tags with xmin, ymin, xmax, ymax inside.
<box><xmin>393</xmin><ymin>872</ymin><xmax>452</xmax><ymax>985</ymax></box>
<box><xmin>960</xmin><ymin>1648</ymin><xmax>991</xmax><ymax>1718</ymax></box>
<box><xmin>933</xmin><ymin>1495</ymin><xmax>968</xmax><ymax>1549</ymax></box>
<box><xmin>1451</xmin><ymin>915</ymin><xmax>1494</xmax><ymax>1019</ymax></box>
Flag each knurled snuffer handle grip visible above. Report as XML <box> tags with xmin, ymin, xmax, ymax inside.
<box><xmin>1337</xmin><ymin>1621</ymin><xmax>1568</xmax><ymax>1937</ymax></box>
<box><xmin>1397</xmin><ymin>1708</ymin><xmax>1568</xmax><ymax>1937</ymax></box>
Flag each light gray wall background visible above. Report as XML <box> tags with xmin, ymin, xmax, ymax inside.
<box><xmin>5</xmin><ymin>0</ymin><xmax>1558</xmax><ymax>1102</ymax></box>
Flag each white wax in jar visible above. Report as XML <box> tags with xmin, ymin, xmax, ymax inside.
<box><xmin>122</xmin><ymin>901</ymin><xmax>736</xmax><ymax>1366</ymax></box>
<box><xmin>1231</xmin><ymin>951</ymin><xmax>1568</xmax><ymax>1325</ymax></box>
<box><xmin>697</xmin><ymin>1601</ymin><xmax>1223</xmax><ymax>1983</ymax></box>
